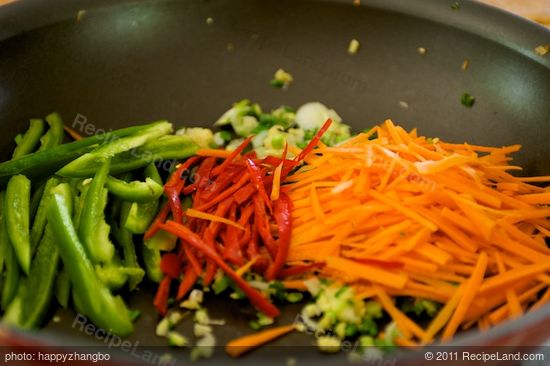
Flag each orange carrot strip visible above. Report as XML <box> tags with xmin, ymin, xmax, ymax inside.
<box><xmin>325</xmin><ymin>256</ymin><xmax>408</xmax><ymax>289</ymax></box>
<box><xmin>478</xmin><ymin>262</ymin><xmax>550</xmax><ymax>294</ymax></box>
<box><xmin>368</xmin><ymin>190</ymin><xmax>437</xmax><ymax>232</ymax></box>
<box><xmin>196</xmin><ymin>148</ymin><xmax>232</xmax><ymax>158</ymax></box>
<box><xmin>63</xmin><ymin>124</ymin><xmax>83</xmax><ymax>140</ymax></box>
<box><xmin>441</xmin><ymin>251</ymin><xmax>488</xmax><ymax>341</ymax></box>
<box><xmin>374</xmin><ymin>286</ymin><xmax>426</xmax><ymax>340</ymax></box>
<box><xmin>422</xmin><ymin>285</ymin><xmax>465</xmax><ymax>344</ymax></box>
<box><xmin>517</xmin><ymin>192</ymin><xmax>550</xmax><ymax>205</ymax></box>
<box><xmin>185</xmin><ymin>208</ymin><xmax>245</xmax><ymax>231</ymax></box>
<box><xmin>225</xmin><ymin>324</ymin><xmax>296</xmax><ymax>358</ymax></box>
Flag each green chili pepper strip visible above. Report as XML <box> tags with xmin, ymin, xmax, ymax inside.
<box><xmin>30</xmin><ymin>176</ymin><xmax>60</xmax><ymax>254</ymax></box>
<box><xmin>5</xmin><ymin>175</ymin><xmax>31</xmax><ymax>274</ymax></box>
<box><xmin>123</xmin><ymin>163</ymin><xmax>162</xmax><ymax>233</ymax></box>
<box><xmin>55</xmin><ymin>267</ymin><xmax>71</xmax><ymax>309</ymax></box>
<box><xmin>58</xmin><ymin>135</ymin><xmax>199</xmax><ymax>178</ymax></box>
<box><xmin>48</xmin><ymin>183</ymin><xmax>134</xmax><ymax>336</ymax></box>
<box><xmin>113</xmin><ymin>204</ymin><xmax>144</xmax><ymax>291</ymax></box>
<box><xmin>0</xmin><ymin>191</ymin><xmax>7</xmax><ymax>272</ymax></box>
<box><xmin>29</xmin><ymin>181</ymin><xmax>46</xmax><ymax>219</ymax></box>
<box><xmin>12</xmin><ymin>119</ymin><xmax>45</xmax><ymax>159</ymax></box>
<box><xmin>0</xmin><ymin>121</ymin><xmax>165</xmax><ymax>186</ymax></box>
<box><xmin>0</xmin><ymin>190</ymin><xmax>19</xmax><ymax>311</ymax></box>
<box><xmin>1</xmin><ymin>226</ymin><xmax>19</xmax><ymax>310</ymax></box>
<box><xmin>20</xmin><ymin>224</ymin><xmax>61</xmax><ymax>329</ymax></box>
<box><xmin>79</xmin><ymin>159</ymin><xmax>115</xmax><ymax>264</ymax></box>
<box><xmin>57</xmin><ymin>121</ymin><xmax>172</xmax><ymax>177</ymax></box>
<box><xmin>106</xmin><ymin>176</ymin><xmax>163</xmax><ymax>203</ymax></box>
<box><xmin>141</xmin><ymin>242</ymin><xmax>163</xmax><ymax>283</ymax></box>
<box><xmin>38</xmin><ymin>112</ymin><xmax>64</xmax><ymax>151</ymax></box>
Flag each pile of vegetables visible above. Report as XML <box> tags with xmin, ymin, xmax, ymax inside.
<box><xmin>0</xmin><ymin>100</ymin><xmax>549</xmax><ymax>361</ymax></box>
<box><xmin>0</xmin><ymin>114</ymin><xmax>197</xmax><ymax>335</ymax></box>
<box><xmin>279</xmin><ymin>119</ymin><xmax>550</xmax><ymax>346</ymax></box>
<box><xmin>148</xmin><ymin>118</ymin><xmax>336</xmax><ymax>318</ymax></box>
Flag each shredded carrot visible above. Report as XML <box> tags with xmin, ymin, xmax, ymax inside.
<box><xmin>270</xmin><ymin>163</ymin><xmax>283</xmax><ymax>201</ymax></box>
<box><xmin>195</xmin><ymin>148</ymin><xmax>232</xmax><ymax>158</ymax></box>
<box><xmin>225</xmin><ymin>324</ymin><xmax>296</xmax><ymax>358</ymax></box>
<box><xmin>441</xmin><ymin>251</ymin><xmax>488</xmax><ymax>341</ymax></box>
<box><xmin>185</xmin><ymin>208</ymin><xmax>245</xmax><ymax>230</ymax></box>
<box><xmin>280</xmin><ymin>120</ymin><xmax>550</xmax><ymax>344</ymax></box>
<box><xmin>63</xmin><ymin>124</ymin><xmax>83</xmax><ymax>140</ymax></box>
<box><xmin>236</xmin><ymin>256</ymin><xmax>259</xmax><ymax>278</ymax></box>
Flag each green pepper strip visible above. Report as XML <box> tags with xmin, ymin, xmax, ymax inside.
<box><xmin>19</xmin><ymin>224</ymin><xmax>61</xmax><ymax>329</ymax></box>
<box><xmin>12</xmin><ymin>119</ymin><xmax>45</xmax><ymax>159</ymax></box>
<box><xmin>38</xmin><ymin>112</ymin><xmax>64</xmax><ymax>151</ymax></box>
<box><xmin>29</xmin><ymin>181</ymin><xmax>46</xmax><ymax>219</ymax></box>
<box><xmin>5</xmin><ymin>175</ymin><xmax>31</xmax><ymax>274</ymax></box>
<box><xmin>0</xmin><ymin>192</ymin><xmax>6</xmax><ymax>272</ymax></box>
<box><xmin>124</xmin><ymin>163</ymin><xmax>163</xmax><ymax>233</ymax></box>
<box><xmin>0</xmin><ymin>121</ymin><xmax>165</xmax><ymax>186</ymax></box>
<box><xmin>78</xmin><ymin>159</ymin><xmax>115</xmax><ymax>264</ymax></box>
<box><xmin>141</xmin><ymin>242</ymin><xmax>163</xmax><ymax>283</ymax></box>
<box><xmin>30</xmin><ymin>176</ymin><xmax>60</xmax><ymax>254</ymax></box>
<box><xmin>48</xmin><ymin>183</ymin><xmax>134</xmax><ymax>336</ymax></box>
<box><xmin>0</xmin><ymin>210</ymin><xmax>19</xmax><ymax>310</ymax></box>
<box><xmin>106</xmin><ymin>176</ymin><xmax>163</xmax><ymax>203</ymax></box>
<box><xmin>55</xmin><ymin>267</ymin><xmax>71</xmax><ymax>309</ymax></box>
<box><xmin>57</xmin><ymin>121</ymin><xmax>172</xmax><ymax>177</ymax></box>
<box><xmin>58</xmin><ymin>135</ymin><xmax>199</xmax><ymax>178</ymax></box>
<box><xmin>113</xmin><ymin>202</ymin><xmax>145</xmax><ymax>291</ymax></box>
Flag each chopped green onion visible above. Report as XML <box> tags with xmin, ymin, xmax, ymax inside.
<box><xmin>348</xmin><ymin>39</ymin><xmax>360</xmax><ymax>55</ymax></box>
<box><xmin>316</xmin><ymin>336</ymin><xmax>341</xmax><ymax>353</ymax></box>
<box><xmin>270</xmin><ymin>69</ymin><xmax>293</xmax><ymax>89</ymax></box>
<box><xmin>285</xmin><ymin>292</ymin><xmax>304</xmax><ymax>303</ymax></box>
<box><xmin>129</xmin><ymin>310</ymin><xmax>141</xmax><ymax>322</ymax></box>
<box><xmin>461</xmin><ymin>92</ymin><xmax>475</xmax><ymax>107</ymax></box>
<box><xmin>167</xmin><ymin>331</ymin><xmax>189</xmax><ymax>347</ymax></box>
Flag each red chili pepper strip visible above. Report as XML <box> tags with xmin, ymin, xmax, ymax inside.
<box><xmin>248</xmin><ymin>222</ymin><xmax>260</xmax><ymax>259</ymax></box>
<box><xmin>165</xmin><ymin>157</ymin><xmax>201</xmax><ymax>222</ymax></box>
<box><xmin>245</xmin><ymin>158</ymin><xmax>272</xmax><ymax>213</ymax></box>
<box><xmin>265</xmin><ymin>192</ymin><xmax>292</xmax><ymax>280</ymax></box>
<box><xmin>160</xmin><ymin>253</ymin><xmax>181</xmax><ymax>279</ymax></box>
<box><xmin>180</xmin><ymin>240</ymin><xmax>203</xmax><ymax>275</ymax></box>
<box><xmin>143</xmin><ymin>201</ymin><xmax>171</xmax><ymax>240</ymax></box>
<box><xmin>238</xmin><ymin>226</ymin><xmax>252</xmax><ymax>248</ymax></box>
<box><xmin>211</xmin><ymin>135</ymin><xmax>254</xmax><ymax>177</ymax></box>
<box><xmin>222</xmin><ymin>227</ymin><xmax>243</xmax><ymax>266</ymax></box>
<box><xmin>233</xmin><ymin>183</ymin><xmax>256</xmax><ymax>205</ymax></box>
<box><xmin>203</xmin><ymin>261</ymin><xmax>217</xmax><ymax>287</ymax></box>
<box><xmin>253</xmin><ymin>196</ymin><xmax>277</xmax><ymax>258</ymax></box>
<box><xmin>201</xmin><ymin>229</ymin><xmax>218</xmax><ymax>286</ymax></box>
<box><xmin>154</xmin><ymin>276</ymin><xmax>171</xmax><ymax>315</ymax></box>
<box><xmin>238</xmin><ymin>203</ymin><xmax>255</xmax><ymax>226</ymax></box>
<box><xmin>177</xmin><ymin>265</ymin><xmax>199</xmax><ymax>300</ymax></box>
<box><xmin>159</xmin><ymin>221</ymin><xmax>280</xmax><ymax>318</ymax></box>
<box><xmin>168</xmin><ymin>156</ymin><xmax>201</xmax><ymax>192</ymax></box>
<box><xmin>207</xmin><ymin>197</ymin><xmax>234</xmax><ymax>238</ymax></box>
<box><xmin>279</xmin><ymin>262</ymin><xmax>325</xmax><ymax>278</ymax></box>
<box><xmin>193</xmin><ymin>157</ymin><xmax>217</xmax><ymax>207</ymax></box>
<box><xmin>295</xmin><ymin>118</ymin><xmax>332</xmax><ymax>162</ymax></box>
<box><xmin>222</xmin><ymin>205</ymin><xmax>244</xmax><ymax>266</ymax></box>
<box><xmin>194</xmin><ymin>172</ymin><xmax>249</xmax><ymax>212</ymax></box>
<box><xmin>201</xmin><ymin>169</ymin><xmax>241</xmax><ymax>201</ymax></box>
<box><xmin>182</xmin><ymin>183</ymin><xmax>197</xmax><ymax>195</ymax></box>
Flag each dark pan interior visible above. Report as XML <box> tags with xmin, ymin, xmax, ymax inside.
<box><xmin>0</xmin><ymin>0</ymin><xmax>549</xmax><ymax>364</ymax></box>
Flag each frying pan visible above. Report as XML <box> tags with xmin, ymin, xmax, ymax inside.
<box><xmin>0</xmin><ymin>0</ymin><xmax>549</xmax><ymax>364</ymax></box>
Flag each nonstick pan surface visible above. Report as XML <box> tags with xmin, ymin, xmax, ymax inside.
<box><xmin>0</xmin><ymin>0</ymin><xmax>549</xmax><ymax>364</ymax></box>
